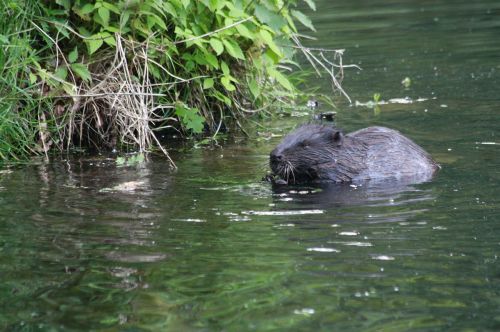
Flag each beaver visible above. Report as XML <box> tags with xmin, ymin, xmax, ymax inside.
<box><xmin>269</xmin><ymin>124</ymin><xmax>438</xmax><ymax>184</ymax></box>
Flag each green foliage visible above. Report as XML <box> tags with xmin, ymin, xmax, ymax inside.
<box><xmin>0</xmin><ymin>0</ymin><xmax>318</xmax><ymax>161</ymax></box>
<box><xmin>116</xmin><ymin>153</ymin><xmax>145</xmax><ymax>167</ymax></box>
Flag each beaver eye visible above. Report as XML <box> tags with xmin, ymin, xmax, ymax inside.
<box><xmin>300</xmin><ymin>140</ymin><xmax>310</xmax><ymax>148</ymax></box>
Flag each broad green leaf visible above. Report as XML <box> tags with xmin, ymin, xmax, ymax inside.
<box><xmin>235</xmin><ymin>23</ymin><xmax>253</xmax><ymax>39</ymax></box>
<box><xmin>120</xmin><ymin>10</ymin><xmax>131</xmax><ymax>30</ymax></box>
<box><xmin>102</xmin><ymin>1</ymin><xmax>120</xmax><ymax>14</ymax></box>
<box><xmin>203</xmin><ymin>78</ymin><xmax>214</xmax><ymax>90</ymax></box>
<box><xmin>254</xmin><ymin>4</ymin><xmax>287</xmax><ymax>31</ymax></box>
<box><xmin>221</xmin><ymin>76</ymin><xmax>236</xmax><ymax>91</ymax></box>
<box><xmin>209</xmin><ymin>38</ymin><xmax>224</xmax><ymax>55</ymax></box>
<box><xmin>68</xmin><ymin>46</ymin><xmax>78</xmax><ymax>63</ymax></box>
<box><xmin>98</xmin><ymin>7</ymin><xmax>110</xmax><ymax>27</ymax></box>
<box><xmin>221</xmin><ymin>39</ymin><xmax>245</xmax><ymax>60</ymax></box>
<box><xmin>175</xmin><ymin>105</ymin><xmax>205</xmax><ymax>133</ymax></box>
<box><xmin>86</xmin><ymin>34</ymin><xmax>104</xmax><ymax>55</ymax></box>
<box><xmin>268</xmin><ymin>68</ymin><xmax>294</xmax><ymax>91</ymax></box>
<box><xmin>163</xmin><ymin>3</ymin><xmax>177</xmax><ymax>16</ymax></box>
<box><xmin>303</xmin><ymin>0</ymin><xmax>316</xmax><ymax>11</ymax></box>
<box><xmin>79</xmin><ymin>3</ymin><xmax>94</xmax><ymax>14</ymax></box>
<box><xmin>212</xmin><ymin>91</ymin><xmax>232</xmax><ymax>106</ymax></box>
<box><xmin>101</xmin><ymin>32</ymin><xmax>116</xmax><ymax>47</ymax></box>
<box><xmin>54</xmin><ymin>67</ymin><xmax>68</xmax><ymax>80</ymax></box>
<box><xmin>291</xmin><ymin>10</ymin><xmax>315</xmax><ymax>31</ymax></box>
<box><xmin>259</xmin><ymin>29</ymin><xmax>283</xmax><ymax>57</ymax></box>
<box><xmin>204</xmin><ymin>52</ymin><xmax>219</xmax><ymax>69</ymax></box>
<box><xmin>220</xmin><ymin>61</ymin><xmax>230</xmax><ymax>75</ymax></box>
<box><xmin>70</xmin><ymin>63</ymin><xmax>91</xmax><ymax>82</ymax></box>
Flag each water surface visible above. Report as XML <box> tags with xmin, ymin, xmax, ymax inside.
<box><xmin>1</xmin><ymin>0</ymin><xmax>500</xmax><ymax>330</ymax></box>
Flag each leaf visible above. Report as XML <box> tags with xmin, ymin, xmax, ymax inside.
<box><xmin>209</xmin><ymin>38</ymin><xmax>224</xmax><ymax>55</ymax></box>
<box><xmin>222</xmin><ymin>39</ymin><xmax>245</xmax><ymax>60</ymax></box>
<box><xmin>220</xmin><ymin>61</ymin><xmax>230</xmax><ymax>75</ymax></box>
<box><xmin>175</xmin><ymin>105</ymin><xmax>205</xmax><ymax>133</ymax></box>
<box><xmin>102</xmin><ymin>2</ymin><xmax>120</xmax><ymax>14</ymax></box>
<box><xmin>235</xmin><ymin>23</ymin><xmax>253</xmax><ymax>39</ymax></box>
<box><xmin>303</xmin><ymin>0</ymin><xmax>316</xmax><ymax>11</ymax></box>
<box><xmin>86</xmin><ymin>34</ymin><xmax>104</xmax><ymax>55</ymax></box>
<box><xmin>268</xmin><ymin>68</ymin><xmax>294</xmax><ymax>91</ymax></box>
<box><xmin>100</xmin><ymin>32</ymin><xmax>116</xmax><ymax>47</ymax></box>
<box><xmin>248</xmin><ymin>78</ymin><xmax>260</xmax><ymax>99</ymax></box>
<box><xmin>254</xmin><ymin>4</ymin><xmax>287</xmax><ymax>31</ymax></box>
<box><xmin>120</xmin><ymin>10</ymin><xmax>131</xmax><ymax>30</ymax></box>
<box><xmin>221</xmin><ymin>76</ymin><xmax>236</xmax><ymax>91</ymax></box>
<box><xmin>54</xmin><ymin>67</ymin><xmax>68</xmax><ymax>80</ymax></box>
<box><xmin>98</xmin><ymin>7</ymin><xmax>110</xmax><ymax>27</ymax></box>
<box><xmin>79</xmin><ymin>3</ymin><xmax>95</xmax><ymax>15</ymax></box>
<box><xmin>291</xmin><ymin>10</ymin><xmax>315</xmax><ymax>32</ymax></box>
<box><xmin>204</xmin><ymin>52</ymin><xmax>219</xmax><ymax>69</ymax></box>
<box><xmin>70</xmin><ymin>63</ymin><xmax>91</xmax><ymax>82</ymax></box>
<box><xmin>259</xmin><ymin>29</ymin><xmax>283</xmax><ymax>57</ymax></box>
<box><xmin>56</xmin><ymin>0</ymin><xmax>71</xmax><ymax>10</ymax></box>
<box><xmin>68</xmin><ymin>46</ymin><xmax>78</xmax><ymax>63</ymax></box>
<box><xmin>203</xmin><ymin>78</ymin><xmax>214</xmax><ymax>90</ymax></box>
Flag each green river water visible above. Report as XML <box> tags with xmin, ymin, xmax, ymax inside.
<box><xmin>1</xmin><ymin>0</ymin><xmax>500</xmax><ymax>330</ymax></box>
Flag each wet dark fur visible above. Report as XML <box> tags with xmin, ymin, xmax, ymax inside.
<box><xmin>270</xmin><ymin>124</ymin><xmax>438</xmax><ymax>184</ymax></box>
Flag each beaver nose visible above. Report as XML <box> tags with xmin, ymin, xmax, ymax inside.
<box><xmin>270</xmin><ymin>151</ymin><xmax>283</xmax><ymax>163</ymax></box>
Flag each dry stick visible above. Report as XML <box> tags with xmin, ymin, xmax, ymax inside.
<box><xmin>30</xmin><ymin>20</ymin><xmax>77</xmax><ymax>87</ymax></box>
<box><xmin>319</xmin><ymin>52</ymin><xmax>352</xmax><ymax>103</ymax></box>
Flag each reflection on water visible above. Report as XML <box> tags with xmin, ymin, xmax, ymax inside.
<box><xmin>2</xmin><ymin>0</ymin><xmax>500</xmax><ymax>330</ymax></box>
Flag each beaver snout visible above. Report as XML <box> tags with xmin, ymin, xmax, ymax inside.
<box><xmin>269</xmin><ymin>150</ymin><xmax>283</xmax><ymax>163</ymax></box>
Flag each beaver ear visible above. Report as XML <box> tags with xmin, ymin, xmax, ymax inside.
<box><xmin>332</xmin><ymin>131</ymin><xmax>343</xmax><ymax>146</ymax></box>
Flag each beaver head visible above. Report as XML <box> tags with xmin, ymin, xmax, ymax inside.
<box><xmin>269</xmin><ymin>124</ymin><xmax>344</xmax><ymax>183</ymax></box>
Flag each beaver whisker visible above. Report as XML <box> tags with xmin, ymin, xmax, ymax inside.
<box><xmin>287</xmin><ymin>161</ymin><xmax>296</xmax><ymax>183</ymax></box>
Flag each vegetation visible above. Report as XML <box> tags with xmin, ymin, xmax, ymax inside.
<box><xmin>0</xmin><ymin>0</ymin><xmax>347</xmax><ymax>165</ymax></box>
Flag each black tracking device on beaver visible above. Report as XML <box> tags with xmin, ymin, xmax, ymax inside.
<box><xmin>269</xmin><ymin>124</ymin><xmax>439</xmax><ymax>184</ymax></box>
